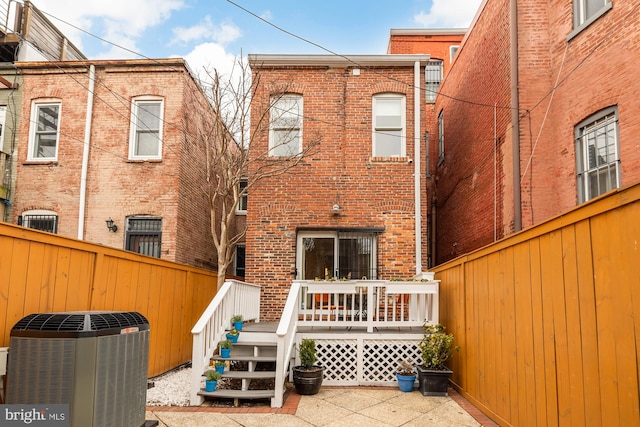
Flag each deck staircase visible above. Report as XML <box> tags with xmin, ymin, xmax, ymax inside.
<box><xmin>197</xmin><ymin>322</ymin><xmax>281</xmax><ymax>406</ymax></box>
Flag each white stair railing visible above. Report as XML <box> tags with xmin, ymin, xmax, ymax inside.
<box><xmin>190</xmin><ymin>280</ymin><xmax>261</xmax><ymax>405</ymax></box>
<box><xmin>272</xmin><ymin>281</ymin><xmax>301</xmax><ymax>408</ymax></box>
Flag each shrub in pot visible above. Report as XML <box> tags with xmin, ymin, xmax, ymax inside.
<box><xmin>205</xmin><ymin>370</ymin><xmax>221</xmax><ymax>392</ymax></box>
<box><xmin>214</xmin><ymin>360</ymin><xmax>226</xmax><ymax>374</ymax></box>
<box><xmin>417</xmin><ymin>323</ymin><xmax>457</xmax><ymax>396</ymax></box>
<box><xmin>231</xmin><ymin>314</ymin><xmax>244</xmax><ymax>331</ymax></box>
<box><xmin>226</xmin><ymin>328</ymin><xmax>240</xmax><ymax>343</ymax></box>
<box><xmin>219</xmin><ymin>339</ymin><xmax>232</xmax><ymax>358</ymax></box>
<box><xmin>292</xmin><ymin>338</ymin><xmax>324</xmax><ymax>395</ymax></box>
<box><xmin>396</xmin><ymin>359</ymin><xmax>416</xmax><ymax>392</ymax></box>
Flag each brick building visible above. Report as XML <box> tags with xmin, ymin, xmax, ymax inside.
<box><xmin>432</xmin><ymin>0</ymin><xmax>640</xmax><ymax>263</ymax></box>
<box><xmin>247</xmin><ymin>54</ymin><xmax>431</xmax><ymax>320</ymax></box>
<box><xmin>11</xmin><ymin>59</ymin><xmax>219</xmax><ymax>270</ymax></box>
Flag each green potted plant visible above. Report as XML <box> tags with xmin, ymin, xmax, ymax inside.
<box><xmin>292</xmin><ymin>338</ymin><xmax>324</xmax><ymax>395</ymax></box>
<box><xmin>396</xmin><ymin>359</ymin><xmax>416</xmax><ymax>392</ymax></box>
<box><xmin>205</xmin><ymin>370</ymin><xmax>221</xmax><ymax>392</ymax></box>
<box><xmin>417</xmin><ymin>323</ymin><xmax>457</xmax><ymax>396</ymax></box>
<box><xmin>219</xmin><ymin>339</ymin><xmax>233</xmax><ymax>358</ymax></box>
<box><xmin>231</xmin><ymin>314</ymin><xmax>244</xmax><ymax>331</ymax></box>
<box><xmin>214</xmin><ymin>360</ymin><xmax>226</xmax><ymax>374</ymax></box>
<box><xmin>226</xmin><ymin>328</ymin><xmax>240</xmax><ymax>343</ymax></box>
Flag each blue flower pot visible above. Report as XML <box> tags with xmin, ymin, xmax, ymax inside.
<box><xmin>396</xmin><ymin>373</ymin><xmax>416</xmax><ymax>392</ymax></box>
<box><xmin>226</xmin><ymin>333</ymin><xmax>239</xmax><ymax>343</ymax></box>
<box><xmin>205</xmin><ymin>380</ymin><xmax>217</xmax><ymax>392</ymax></box>
<box><xmin>221</xmin><ymin>347</ymin><xmax>231</xmax><ymax>358</ymax></box>
<box><xmin>234</xmin><ymin>321</ymin><xmax>243</xmax><ymax>331</ymax></box>
<box><xmin>215</xmin><ymin>365</ymin><xmax>225</xmax><ymax>374</ymax></box>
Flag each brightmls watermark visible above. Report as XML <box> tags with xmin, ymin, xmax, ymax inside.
<box><xmin>0</xmin><ymin>405</ymin><xmax>68</xmax><ymax>427</ymax></box>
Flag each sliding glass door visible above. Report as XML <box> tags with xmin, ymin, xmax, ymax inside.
<box><xmin>297</xmin><ymin>231</ymin><xmax>377</xmax><ymax>280</ymax></box>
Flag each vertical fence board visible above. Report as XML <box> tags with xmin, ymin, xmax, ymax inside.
<box><xmin>513</xmin><ymin>242</ymin><xmax>537</xmax><ymax>426</ymax></box>
<box><xmin>24</xmin><ymin>242</ymin><xmax>46</xmax><ymax>315</ymax></box>
<box><xmin>529</xmin><ymin>237</ymin><xmax>548</xmax><ymax>425</ymax></box>
<box><xmin>485</xmin><ymin>252</ymin><xmax>498</xmax><ymax>413</ymax></box>
<box><xmin>574</xmin><ymin>219</ymin><xmax>602</xmax><ymax>425</ymax></box>
<box><xmin>52</xmin><ymin>248</ymin><xmax>71</xmax><ymax>311</ymax></box>
<box><xmin>6</xmin><ymin>239</ymin><xmax>30</xmax><ymax>331</ymax></box>
<box><xmin>0</xmin><ymin>236</ymin><xmax>16</xmax><ymax>344</ymax></box>
<box><xmin>464</xmin><ymin>262</ymin><xmax>478</xmax><ymax>398</ymax></box>
<box><xmin>561</xmin><ymin>225</ymin><xmax>587</xmax><ymax>426</ymax></box>
<box><xmin>502</xmin><ymin>247</ymin><xmax>519</xmax><ymax>427</ymax></box>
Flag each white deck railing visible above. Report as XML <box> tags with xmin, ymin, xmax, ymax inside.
<box><xmin>190</xmin><ymin>280</ymin><xmax>261</xmax><ymax>405</ymax></box>
<box><xmin>296</xmin><ymin>279</ymin><xmax>439</xmax><ymax>332</ymax></box>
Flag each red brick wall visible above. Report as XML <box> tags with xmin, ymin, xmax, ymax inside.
<box><xmin>247</xmin><ymin>64</ymin><xmax>427</xmax><ymax>320</ymax></box>
<box><xmin>388</xmin><ymin>32</ymin><xmax>464</xmax><ymax>76</ymax></box>
<box><xmin>432</xmin><ymin>0</ymin><xmax>640</xmax><ymax>264</ymax></box>
<box><xmin>433</xmin><ymin>0</ymin><xmax>512</xmax><ymax>263</ymax></box>
<box><xmin>13</xmin><ymin>61</ymin><xmax>216</xmax><ymax>270</ymax></box>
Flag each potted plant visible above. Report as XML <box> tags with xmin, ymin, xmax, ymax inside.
<box><xmin>231</xmin><ymin>314</ymin><xmax>244</xmax><ymax>331</ymax></box>
<box><xmin>205</xmin><ymin>370</ymin><xmax>221</xmax><ymax>392</ymax></box>
<box><xmin>417</xmin><ymin>323</ymin><xmax>457</xmax><ymax>396</ymax></box>
<box><xmin>226</xmin><ymin>328</ymin><xmax>240</xmax><ymax>343</ymax></box>
<box><xmin>292</xmin><ymin>338</ymin><xmax>324</xmax><ymax>395</ymax></box>
<box><xmin>396</xmin><ymin>359</ymin><xmax>416</xmax><ymax>392</ymax></box>
<box><xmin>214</xmin><ymin>360</ymin><xmax>226</xmax><ymax>374</ymax></box>
<box><xmin>219</xmin><ymin>339</ymin><xmax>232</xmax><ymax>358</ymax></box>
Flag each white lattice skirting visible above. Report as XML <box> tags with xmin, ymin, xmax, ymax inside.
<box><xmin>296</xmin><ymin>333</ymin><xmax>424</xmax><ymax>386</ymax></box>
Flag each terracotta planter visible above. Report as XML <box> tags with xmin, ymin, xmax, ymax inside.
<box><xmin>417</xmin><ymin>365</ymin><xmax>452</xmax><ymax>396</ymax></box>
<box><xmin>292</xmin><ymin>366</ymin><xmax>324</xmax><ymax>395</ymax></box>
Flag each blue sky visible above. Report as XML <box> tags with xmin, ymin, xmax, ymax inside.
<box><xmin>36</xmin><ymin>0</ymin><xmax>482</xmax><ymax>76</ymax></box>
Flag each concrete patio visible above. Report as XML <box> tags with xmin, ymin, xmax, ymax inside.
<box><xmin>146</xmin><ymin>386</ymin><xmax>497</xmax><ymax>426</ymax></box>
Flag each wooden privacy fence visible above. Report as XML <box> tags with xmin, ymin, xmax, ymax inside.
<box><xmin>0</xmin><ymin>223</ymin><xmax>218</xmax><ymax>377</ymax></box>
<box><xmin>434</xmin><ymin>182</ymin><xmax>640</xmax><ymax>427</ymax></box>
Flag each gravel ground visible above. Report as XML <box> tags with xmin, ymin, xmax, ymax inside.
<box><xmin>146</xmin><ymin>366</ymin><xmax>193</xmax><ymax>407</ymax></box>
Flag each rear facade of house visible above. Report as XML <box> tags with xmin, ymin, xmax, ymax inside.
<box><xmin>11</xmin><ymin>59</ymin><xmax>217</xmax><ymax>270</ymax></box>
<box><xmin>247</xmin><ymin>55</ymin><xmax>432</xmax><ymax>320</ymax></box>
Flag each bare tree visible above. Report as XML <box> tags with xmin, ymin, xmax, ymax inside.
<box><xmin>193</xmin><ymin>57</ymin><xmax>320</xmax><ymax>290</ymax></box>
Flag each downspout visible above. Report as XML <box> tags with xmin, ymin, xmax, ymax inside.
<box><xmin>511</xmin><ymin>0</ymin><xmax>522</xmax><ymax>232</ymax></box>
<box><xmin>414</xmin><ymin>60</ymin><xmax>422</xmax><ymax>275</ymax></box>
<box><xmin>77</xmin><ymin>64</ymin><xmax>95</xmax><ymax>240</ymax></box>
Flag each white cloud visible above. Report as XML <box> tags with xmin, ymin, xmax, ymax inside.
<box><xmin>36</xmin><ymin>0</ymin><xmax>185</xmax><ymax>57</ymax></box>
<box><xmin>414</xmin><ymin>0</ymin><xmax>483</xmax><ymax>28</ymax></box>
<box><xmin>183</xmin><ymin>42</ymin><xmax>237</xmax><ymax>82</ymax></box>
<box><xmin>171</xmin><ymin>16</ymin><xmax>241</xmax><ymax>46</ymax></box>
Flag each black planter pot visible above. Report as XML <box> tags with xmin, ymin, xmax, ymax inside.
<box><xmin>417</xmin><ymin>365</ymin><xmax>453</xmax><ymax>396</ymax></box>
<box><xmin>292</xmin><ymin>366</ymin><xmax>324</xmax><ymax>395</ymax></box>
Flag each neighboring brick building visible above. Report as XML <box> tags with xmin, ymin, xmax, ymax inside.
<box><xmin>12</xmin><ymin>59</ymin><xmax>218</xmax><ymax>270</ymax></box>
<box><xmin>247</xmin><ymin>54</ymin><xmax>431</xmax><ymax>320</ymax></box>
<box><xmin>432</xmin><ymin>0</ymin><xmax>640</xmax><ymax>263</ymax></box>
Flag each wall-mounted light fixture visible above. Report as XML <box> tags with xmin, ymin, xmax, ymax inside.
<box><xmin>332</xmin><ymin>204</ymin><xmax>341</xmax><ymax>215</ymax></box>
<box><xmin>105</xmin><ymin>217</ymin><xmax>118</xmax><ymax>232</ymax></box>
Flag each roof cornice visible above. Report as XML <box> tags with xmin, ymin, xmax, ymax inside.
<box><xmin>389</xmin><ymin>28</ymin><xmax>467</xmax><ymax>36</ymax></box>
<box><xmin>248</xmin><ymin>54</ymin><xmax>431</xmax><ymax>67</ymax></box>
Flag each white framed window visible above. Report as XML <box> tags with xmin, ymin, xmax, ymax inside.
<box><xmin>372</xmin><ymin>94</ymin><xmax>406</xmax><ymax>157</ymax></box>
<box><xmin>572</xmin><ymin>0</ymin><xmax>611</xmax><ymax>33</ymax></box>
<box><xmin>438</xmin><ymin>110</ymin><xmax>444</xmax><ymax>164</ymax></box>
<box><xmin>236</xmin><ymin>177</ymin><xmax>248</xmax><ymax>214</ymax></box>
<box><xmin>19</xmin><ymin>209</ymin><xmax>58</xmax><ymax>233</ymax></box>
<box><xmin>576</xmin><ymin>106</ymin><xmax>620</xmax><ymax>203</ymax></box>
<box><xmin>28</xmin><ymin>101</ymin><xmax>61</xmax><ymax>161</ymax></box>
<box><xmin>450</xmin><ymin>46</ymin><xmax>459</xmax><ymax>62</ymax></box>
<box><xmin>129</xmin><ymin>97</ymin><xmax>163</xmax><ymax>160</ymax></box>
<box><xmin>425</xmin><ymin>60</ymin><xmax>443</xmax><ymax>103</ymax></box>
<box><xmin>269</xmin><ymin>94</ymin><xmax>302</xmax><ymax>156</ymax></box>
